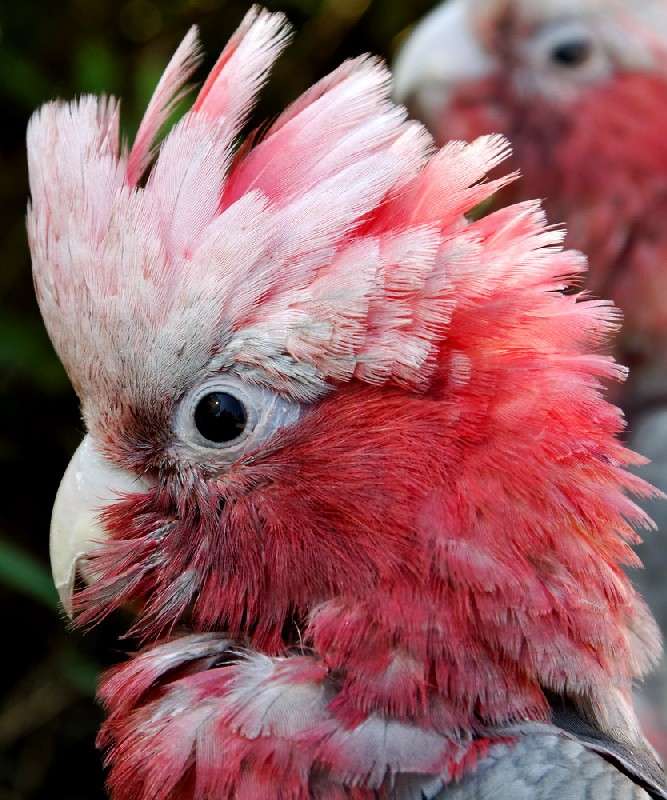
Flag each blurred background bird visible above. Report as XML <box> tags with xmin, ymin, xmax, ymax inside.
<box><xmin>394</xmin><ymin>0</ymin><xmax>667</xmax><ymax>751</ymax></box>
<box><xmin>25</xmin><ymin>6</ymin><xmax>667</xmax><ymax>798</ymax></box>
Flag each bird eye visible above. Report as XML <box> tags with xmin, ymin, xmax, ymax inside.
<box><xmin>550</xmin><ymin>38</ymin><xmax>593</xmax><ymax>68</ymax></box>
<box><xmin>194</xmin><ymin>392</ymin><xmax>247</xmax><ymax>443</ymax></box>
<box><xmin>176</xmin><ymin>376</ymin><xmax>301</xmax><ymax>461</ymax></box>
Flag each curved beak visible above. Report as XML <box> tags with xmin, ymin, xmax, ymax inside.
<box><xmin>393</xmin><ymin>0</ymin><xmax>496</xmax><ymax>127</ymax></box>
<box><xmin>50</xmin><ymin>435</ymin><xmax>151</xmax><ymax>615</ymax></box>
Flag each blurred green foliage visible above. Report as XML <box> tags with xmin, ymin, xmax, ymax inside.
<box><xmin>0</xmin><ymin>0</ymin><xmax>439</xmax><ymax>797</ymax></box>
<box><xmin>0</xmin><ymin>540</ymin><xmax>57</xmax><ymax>610</ymax></box>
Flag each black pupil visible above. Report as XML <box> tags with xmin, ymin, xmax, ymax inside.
<box><xmin>551</xmin><ymin>39</ymin><xmax>593</xmax><ymax>67</ymax></box>
<box><xmin>194</xmin><ymin>392</ymin><xmax>247</xmax><ymax>443</ymax></box>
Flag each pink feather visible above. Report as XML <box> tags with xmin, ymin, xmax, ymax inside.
<box><xmin>127</xmin><ymin>26</ymin><xmax>202</xmax><ymax>187</ymax></box>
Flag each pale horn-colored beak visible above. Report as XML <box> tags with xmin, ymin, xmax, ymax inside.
<box><xmin>393</xmin><ymin>0</ymin><xmax>496</xmax><ymax>128</ymax></box>
<box><xmin>50</xmin><ymin>434</ymin><xmax>152</xmax><ymax>616</ymax></box>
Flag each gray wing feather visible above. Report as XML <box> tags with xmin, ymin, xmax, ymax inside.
<box><xmin>394</xmin><ymin>735</ymin><xmax>651</xmax><ymax>800</ymax></box>
<box><xmin>627</xmin><ymin>407</ymin><xmax>667</xmax><ymax>716</ymax></box>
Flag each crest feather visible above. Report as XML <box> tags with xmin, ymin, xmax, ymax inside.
<box><xmin>27</xmin><ymin>8</ymin><xmax>616</xmax><ymax>406</ymax></box>
<box><xmin>127</xmin><ymin>26</ymin><xmax>202</xmax><ymax>187</ymax></box>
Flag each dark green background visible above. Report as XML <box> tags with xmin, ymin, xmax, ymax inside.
<box><xmin>0</xmin><ymin>0</ymin><xmax>439</xmax><ymax>797</ymax></box>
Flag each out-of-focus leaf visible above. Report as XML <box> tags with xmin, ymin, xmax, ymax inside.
<box><xmin>56</xmin><ymin>647</ymin><xmax>99</xmax><ymax>697</ymax></box>
<box><xmin>75</xmin><ymin>41</ymin><xmax>121</xmax><ymax>94</ymax></box>
<box><xmin>0</xmin><ymin>314</ymin><xmax>68</xmax><ymax>393</ymax></box>
<box><xmin>134</xmin><ymin>52</ymin><xmax>166</xmax><ymax>110</ymax></box>
<box><xmin>323</xmin><ymin>0</ymin><xmax>371</xmax><ymax>23</ymax></box>
<box><xmin>120</xmin><ymin>0</ymin><xmax>163</xmax><ymax>43</ymax></box>
<box><xmin>0</xmin><ymin>49</ymin><xmax>50</xmax><ymax>106</ymax></box>
<box><xmin>282</xmin><ymin>0</ymin><xmax>325</xmax><ymax>12</ymax></box>
<box><xmin>0</xmin><ymin>538</ymin><xmax>57</xmax><ymax>610</ymax></box>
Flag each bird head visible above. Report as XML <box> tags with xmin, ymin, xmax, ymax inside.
<box><xmin>394</xmin><ymin>0</ymin><xmax>667</xmax><ymax>141</ymax></box>
<box><xmin>28</xmin><ymin>6</ymin><xmax>660</xmax><ymax>737</ymax></box>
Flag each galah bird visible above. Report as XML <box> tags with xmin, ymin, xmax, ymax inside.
<box><xmin>393</xmin><ymin>0</ymin><xmax>667</xmax><ymax>749</ymax></box>
<box><xmin>27</xmin><ymin>6</ymin><xmax>667</xmax><ymax>799</ymax></box>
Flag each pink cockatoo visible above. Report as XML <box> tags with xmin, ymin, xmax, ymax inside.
<box><xmin>393</xmin><ymin>0</ymin><xmax>667</xmax><ymax>753</ymax></box>
<box><xmin>27</xmin><ymin>7</ymin><xmax>667</xmax><ymax>799</ymax></box>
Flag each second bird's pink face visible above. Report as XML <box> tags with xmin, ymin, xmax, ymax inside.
<box><xmin>394</xmin><ymin>0</ymin><xmax>666</xmax><ymax>145</ymax></box>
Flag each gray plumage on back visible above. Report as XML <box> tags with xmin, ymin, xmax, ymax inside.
<box><xmin>629</xmin><ymin>405</ymin><xmax>667</xmax><ymax>730</ymax></box>
<box><xmin>429</xmin><ymin>735</ymin><xmax>651</xmax><ymax>799</ymax></box>
<box><xmin>394</xmin><ymin>712</ymin><xmax>667</xmax><ymax>800</ymax></box>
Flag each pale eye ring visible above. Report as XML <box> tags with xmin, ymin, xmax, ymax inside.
<box><xmin>175</xmin><ymin>375</ymin><xmax>301</xmax><ymax>461</ymax></box>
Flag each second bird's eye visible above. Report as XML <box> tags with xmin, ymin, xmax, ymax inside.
<box><xmin>550</xmin><ymin>38</ymin><xmax>593</xmax><ymax>68</ymax></box>
<box><xmin>194</xmin><ymin>392</ymin><xmax>248</xmax><ymax>443</ymax></box>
